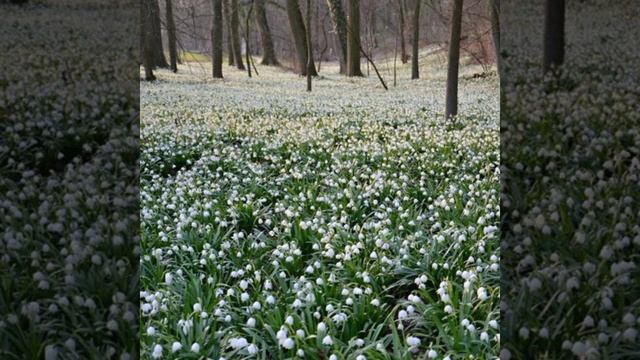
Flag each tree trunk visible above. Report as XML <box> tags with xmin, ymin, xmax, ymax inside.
<box><xmin>255</xmin><ymin>0</ymin><xmax>279</xmax><ymax>65</ymax></box>
<box><xmin>231</xmin><ymin>0</ymin><xmax>246</xmax><ymax>70</ymax></box>
<box><xmin>224</xmin><ymin>0</ymin><xmax>235</xmax><ymax>65</ymax></box>
<box><xmin>142</xmin><ymin>0</ymin><xmax>156</xmax><ymax>80</ymax></box>
<box><xmin>151</xmin><ymin>0</ymin><xmax>168</xmax><ymax>68</ymax></box>
<box><xmin>212</xmin><ymin>0</ymin><xmax>224</xmax><ymax>78</ymax></box>
<box><xmin>411</xmin><ymin>0</ymin><xmax>420</xmax><ymax>79</ymax></box>
<box><xmin>165</xmin><ymin>0</ymin><xmax>178</xmax><ymax>72</ymax></box>
<box><xmin>306</xmin><ymin>0</ymin><xmax>312</xmax><ymax>91</ymax></box>
<box><xmin>285</xmin><ymin>0</ymin><xmax>318</xmax><ymax>76</ymax></box>
<box><xmin>398</xmin><ymin>0</ymin><xmax>408</xmax><ymax>64</ymax></box>
<box><xmin>346</xmin><ymin>0</ymin><xmax>363</xmax><ymax>76</ymax></box>
<box><xmin>542</xmin><ymin>0</ymin><xmax>564</xmax><ymax>74</ymax></box>
<box><xmin>246</xmin><ymin>0</ymin><xmax>254</xmax><ymax>77</ymax></box>
<box><xmin>326</xmin><ymin>0</ymin><xmax>348</xmax><ymax>74</ymax></box>
<box><xmin>445</xmin><ymin>0</ymin><xmax>463</xmax><ymax>119</ymax></box>
<box><xmin>490</xmin><ymin>0</ymin><xmax>500</xmax><ymax>74</ymax></box>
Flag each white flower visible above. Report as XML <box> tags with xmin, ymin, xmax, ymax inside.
<box><xmin>282</xmin><ymin>338</ymin><xmax>295</xmax><ymax>349</ymax></box>
<box><xmin>151</xmin><ymin>344</ymin><xmax>163</xmax><ymax>359</ymax></box>
<box><xmin>193</xmin><ymin>303</ymin><xmax>202</xmax><ymax>313</ymax></box>
<box><xmin>164</xmin><ymin>273</ymin><xmax>173</xmax><ymax>285</ymax></box>
<box><xmin>247</xmin><ymin>343</ymin><xmax>258</xmax><ymax>354</ymax></box>
<box><xmin>171</xmin><ymin>342</ymin><xmax>182</xmax><ymax>353</ymax></box>
<box><xmin>190</xmin><ymin>342</ymin><xmax>200</xmax><ymax>353</ymax></box>
<box><xmin>406</xmin><ymin>336</ymin><xmax>421</xmax><ymax>347</ymax></box>
<box><xmin>427</xmin><ymin>349</ymin><xmax>437</xmax><ymax>358</ymax></box>
<box><xmin>322</xmin><ymin>335</ymin><xmax>333</xmax><ymax>345</ymax></box>
<box><xmin>317</xmin><ymin>322</ymin><xmax>327</xmax><ymax>333</ymax></box>
<box><xmin>247</xmin><ymin>317</ymin><xmax>256</xmax><ymax>327</ymax></box>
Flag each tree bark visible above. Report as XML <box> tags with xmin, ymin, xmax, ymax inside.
<box><xmin>231</xmin><ymin>0</ymin><xmax>246</xmax><ymax>70</ymax></box>
<box><xmin>224</xmin><ymin>0</ymin><xmax>235</xmax><ymax>65</ymax></box>
<box><xmin>246</xmin><ymin>0</ymin><xmax>254</xmax><ymax>77</ymax></box>
<box><xmin>326</xmin><ymin>0</ymin><xmax>348</xmax><ymax>73</ymax></box>
<box><xmin>165</xmin><ymin>0</ymin><xmax>178</xmax><ymax>72</ymax></box>
<box><xmin>285</xmin><ymin>0</ymin><xmax>318</xmax><ymax>76</ymax></box>
<box><xmin>212</xmin><ymin>0</ymin><xmax>224</xmax><ymax>78</ymax></box>
<box><xmin>142</xmin><ymin>0</ymin><xmax>156</xmax><ymax>80</ymax></box>
<box><xmin>255</xmin><ymin>0</ymin><xmax>279</xmax><ymax>65</ymax></box>
<box><xmin>411</xmin><ymin>0</ymin><xmax>420</xmax><ymax>79</ymax></box>
<box><xmin>490</xmin><ymin>0</ymin><xmax>500</xmax><ymax>74</ymax></box>
<box><xmin>346</xmin><ymin>0</ymin><xmax>363</xmax><ymax>76</ymax></box>
<box><xmin>542</xmin><ymin>0</ymin><xmax>564</xmax><ymax>74</ymax></box>
<box><xmin>306</xmin><ymin>0</ymin><xmax>312</xmax><ymax>91</ymax></box>
<box><xmin>445</xmin><ymin>0</ymin><xmax>463</xmax><ymax>119</ymax></box>
<box><xmin>151</xmin><ymin>0</ymin><xmax>168</xmax><ymax>68</ymax></box>
<box><xmin>398</xmin><ymin>0</ymin><xmax>408</xmax><ymax>64</ymax></box>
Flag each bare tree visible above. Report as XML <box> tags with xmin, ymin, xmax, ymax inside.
<box><xmin>397</xmin><ymin>0</ymin><xmax>408</xmax><ymax>63</ymax></box>
<box><xmin>231</xmin><ymin>0</ymin><xmax>246</xmax><ymax>70</ymax></box>
<box><xmin>542</xmin><ymin>0</ymin><xmax>564</xmax><ymax>74</ymax></box>
<box><xmin>255</xmin><ymin>0</ymin><xmax>279</xmax><ymax>65</ymax></box>
<box><xmin>411</xmin><ymin>0</ymin><xmax>421</xmax><ymax>79</ymax></box>
<box><xmin>212</xmin><ymin>0</ymin><xmax>224</xmax><ymax>78</ymax></box>
<box><xmin>326</xmin><ymin>0</ymin><xmax>348</xmax><ymax>73</ymax></box>
<box><xmin>142</xmin><ymin>0</ymin><xmax>157</xmax><ymax>80</ymax></box>
<box><xmin>346</xmin><ymin>0</ymin><xmax>363</xmax><ymax>76</ymax></box>
<box><xmin>151</xmin><ymin>0</ymin><xmax>168</xmax><ymax>68</ymax></box>
<box><xmin>445</xmin><ymin>0</ymin><xmax>463</xmax><ymax>119</ymax></box>
<box><xmin>165</xmin><ymin>0</ymin><xmax>178</xmax><ymax>72</ymax></box>
<box><xmin>285</xmin><ymin>0</ymin><xmax>318</xmax><ymax>76</ymax></box>
<box><xmin>306</xmin><ymin>0</ymin><xmax>312</xmax><ymax>91</ymax></box>
<box><xmin>224</xmin><ymin>0</ymin><xmax>235</xmax><ymax>65</ymax></box>
<box><xmin>490</xmin><ymin>0</ymin><xmax>500</xmax><ymax>74</ymax></box>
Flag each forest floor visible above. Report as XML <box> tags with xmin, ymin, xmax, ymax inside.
<box><xmin>140</xmin><ymin>58</ymin><xmax>500</xmax><ymax>359</ymax></box>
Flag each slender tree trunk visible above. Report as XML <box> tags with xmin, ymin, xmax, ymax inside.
<box><xmin>255</xmin><ymin>0</ymin><xmax>279</xmax><ymax>65</ymax></box>
<box><xmin>165</xmin><ymin>0</ymin><xmax>178</xmax><ymax>72</ymax></box>
<box><xmin>246</xmin><ymin>1</ymin><xmax>254</xmax><ymax>77</ymax></box>
<box><xmin>285</xmin><ymin>0</ymin><xmax>318</xmax><ymax>76</ymax></box>
<box><xmin>398</xmin><ymin>0</ymin><xmax>408</xmax><ymax>64</ymax></box>
<box><xmin>346</xmin><ymin>0</ymin><xmax>363</xmax><ymax>76</ymax></box>
<box><xmin>231</xmin><ymin>0</ymin><xmax>246</xmax><ymax>70</ymax></box>
<box><xmin>306</xmin><ymin>0</ymin><xmax>312</xmax><ymax>91</ymax></box>
<box><xmin>326</xmin><ymin>0</ymin><xmax>348</xmax><ymax>74</ymax></box>
<box><xmin>542</xmin><ymin>0</ymin><xmax>564</xmax><ymax>74</ymax></box>
<box><xmin>142</xmin><ymin>0</ymin><xmax>156</xmax><ymax>80</ymax></box>
<box><xmin>411</xmin><ymin>0</ymin><xmax>420</xmax><ymax>79</ymax></box>
<box><xmin>490</xmin><ymin>0</ymin><xmax>500</xmax><ymax>74</ymax></box>
<box><xmin>151</xmin><ymin>0</ymin><xmax>168</xmax><ymax>67</ymax></box>
<box><xmin>445</xmin><ymin>0</ymin><xmax>463</xmax><ymax>119</ymax></box>
<box><xmin>212</xmin><ymin>0</ymin><xmax>224</xmax><ymax>78</ymax></box>
<box><xmin>224</xmin><ymin>0</ymin><xmax>235</xmax><ymax>65</ymax></box>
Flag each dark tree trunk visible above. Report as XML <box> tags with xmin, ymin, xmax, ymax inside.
<box><xmin>445</xmin><ymin>0</ymin><xmax>463</xmax><ymax>119</ymax></box>
<box><xmin>306</xmin><ymin>0</ymin><xmax>312</xmax><ymax>91</ymax></box>
<box><xmin>346</xmin><ymin>0</ymin><xmax>363</xmax><ymax>76</ymax></box>
<box><xmin>142</xmin><ymin>0</ymin><xmax>156</xmax><ymax>80</ymax></box>
<box><xmin>212</xmin><ymin>0</ymin><xmax>224</xmax><ymax>78</ymax></box>
<box><xmin>326</xmin><ymin>0</ymin><xmax>348</xmax><ymax>73</ymax></box>
<box><xmin>224</xmin><ymin>0</ymin><xmax>235</xmax><ymax>65</ymax></box>
<box><xmin>490</xmin><ymin>0</ymin><xmax>500</xmax><ymax>74</ymax></box>
<box><xmin>398</xmin><ymin>0</ymin><xmax>408</xmax><ymax>64</ymax></box>
<box><xmin>411</xmin><ymin>0</ymin><xmax>420</xmax><ymax>79</ymax></box>
<box><xmin>255</xmin><ymin>0</ymin><xmax>279</xmax><ymax>65</ymax></box>
<box><xmin>542</xmin><ymin>0</ymin><xmax>564</xmax><ymax>74</ymax></box>
<box><xmin>285</xmin><ymin>0</ymin><xmax>318</xmax><ymax>76</ymax></box>
<box><xmin>151</xmin><ymin>0</ymin><xmax>168</xmax><ymax>68</ymax></box>
<box><xmin>246</xmin><ymin>0</ymin><xmax>254</xmax><ymax>77</ymax></box>
<box><xmin>165</xmin><ymin>0</ymin><xmax>178</xmax><ymax>72</ymax></box>
<box><xmin>231</xmin><ymin>0</ymin><xmax>246</xmax><ymax>70</ymax></box>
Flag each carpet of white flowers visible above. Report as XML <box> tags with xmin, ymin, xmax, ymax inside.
<box><xmin>500</xmin><ymin>1</ymin><xmax>640</xmax><ymax>359</ymax></box>
<box><xmin>141</xmin><ymin>60</ymin><xmax>499</xmax><ymax>359</ymax></box>
<box><xmin>0</xmin><ymin>4</ymin><xmax>138</xmax><ymax>359</ymax></box>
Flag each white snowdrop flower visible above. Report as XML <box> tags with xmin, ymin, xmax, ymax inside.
<box><xmin>230</xmin><ymin>337</ymin><xmax>249</xmax><ymax>349</ymax></box>
<box><xmin>151</xmin><ymin>344</ymin><xmax>163</xmax><ymax>359</ymax></box>
<box><xmin>518</xmin><ymin>327</ymin><xmax>530</xmax><ymax>339</ymax></box>
<box><xmin>571</xmin><ymin>341</ymin><xmax>586</xmax><ymax>356</ymax></box>
<box><xmin>480</xmin><ymin>331</ymin><xmax>489</xmax><ymax>341</ymax></box>
<box><xmin>370</xmin><ymin>298</ymin><xmax>380</xmax><ymax>306</ymax></box>
<box><xmin>240</xmin><ymin>280</ymin><xmax>249</xmax><ymax>290</ymax></box>
<box><xmin>286</xmin><ymin>315</ymin><xmax>294</xmax><ymax>325</ymax></box>
<box><xmin>583</xmin><ymin>315</ymin><xmax>595</xmax><ymax>327</ymax></box>
<box><xmin>253</xmin><ymin>301</ymin><xmax>262</xmax><ymax>309</ymax></box>
<box><xmin>44</xmin><ymin>345</ymin><xmax>57</xmax><ymax>360</ymax></box>
<box><xmin>622</xmin><ymin>328</ymin><xmax>637</xmax><ymax>342</ymax></box>
<box><xmin>146</xmin><ymin>326</ymin><xmax>156</xmax><ymax>335</ymax></box>
<box><xmin>329</xmin><ymin>355</ymin><xmax>338</xmax><ymax>360</ymax></box>
<box><xmin>477</xmin><ymin>287</ymin><xmax>488</xmax><ymax>301</ymax></box>
<box><xmin>499</xmin><ymin>348</ymin><xmax>511</xmax><ymax>360</ymax></box>
<box><xmin>266</xmin><ymin>296</ymin><xmax>275</xmax><ymax>304</ymax></box>
<box><xmin>282</xmin><ymin>338</ymin><xmax>295</xmax><ymax>349</ymax></box>
<box><xmin>322</xmin><ymin>335</ymin><xmax>333</xmax><ymax>345</ymax></box>
<box><xmin>489</xmin><ymin>319</ymin><xmax>498</xmax><ymax>329</ymax></box>
<box><xmin>241</xmin><ymin>292</ymin><xmax>250</xmax><ymax>302</ymax></box>
<box><xmin>539</xmin><ymin>327</ymin><xmax>549</xmax><ymax>338</ymax></box>
<box><xmin>247</xmin><ymin>343</ymin><xmax>258</xmax><ymax>354</ymax></box>
<box><xmin>296</xmin><ymin>329</ymin><xmax>305</xmax><ymax>337</ymax></box>
<box><xmin>190</xmin><ymin>342</ymin><xmax>200</xmax><ymax>353</ymax></box>
<box><xmin>164</xmin><ymin>273</ymin><xmax>173</xmax><ymax>285</ymax></box>
<box><xmin>171</xmin><ymin>342</ymin><xmax>182</xmax><ymax>353</ymax></box>
<box><xmin>398</xmin><ymin>310</ymin><xmax>408</xmax><ymax>320</ymax></box>
<box><xmin>444</xmin><ymin>305</ymin><xmax>453</xmax><ymax>314</ymax></box>
<box><xmin>461</xmin><ymin>319</ymin><xmax>470</xmax><ymax>327</ymax></box>
<box><xmin>406</xmin><ymin>336</ymin><xmax>421</xmax><ymax>347</ymax></box>
<box><xmin>247</xmin><ymin>317</ymin><xmax>256</xmax><ymax>327</ymax></box>
<box><xmin>622</xmin><ymin>313</ymin><xmax>636</xmax><ymax>325</ymax></box>
<box><xmin>193</xmin><ymin>303</ymin><xmax>202</xmax><ymax>313</ymax></box>
<box><xmin>317</xmin><ymin>322</ymin><xmax>327</xmax><ymax>333</ymax></box>
<box><xmin>354</xmin><ymin>338</ymin><xmax>365</xmax><ymax>347</ymax></box>
<box><xmin>297</xmin><ymin>349</ymin><xmax>305</xmax><ymax>357</ymax></box>
<box><xmin>293</xmin><ymin>299</ymin><xmax>302</xmax><ymax>307</ymax></box>
<box><xmin>345</xmin><ymin>298</ymin><xmax>353</xmax><ymax>305</ymax></box>
<box><xmin>427</xmin><ymin>349</ymin><xmax>437</xmax><ymax>358</ymax></box>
